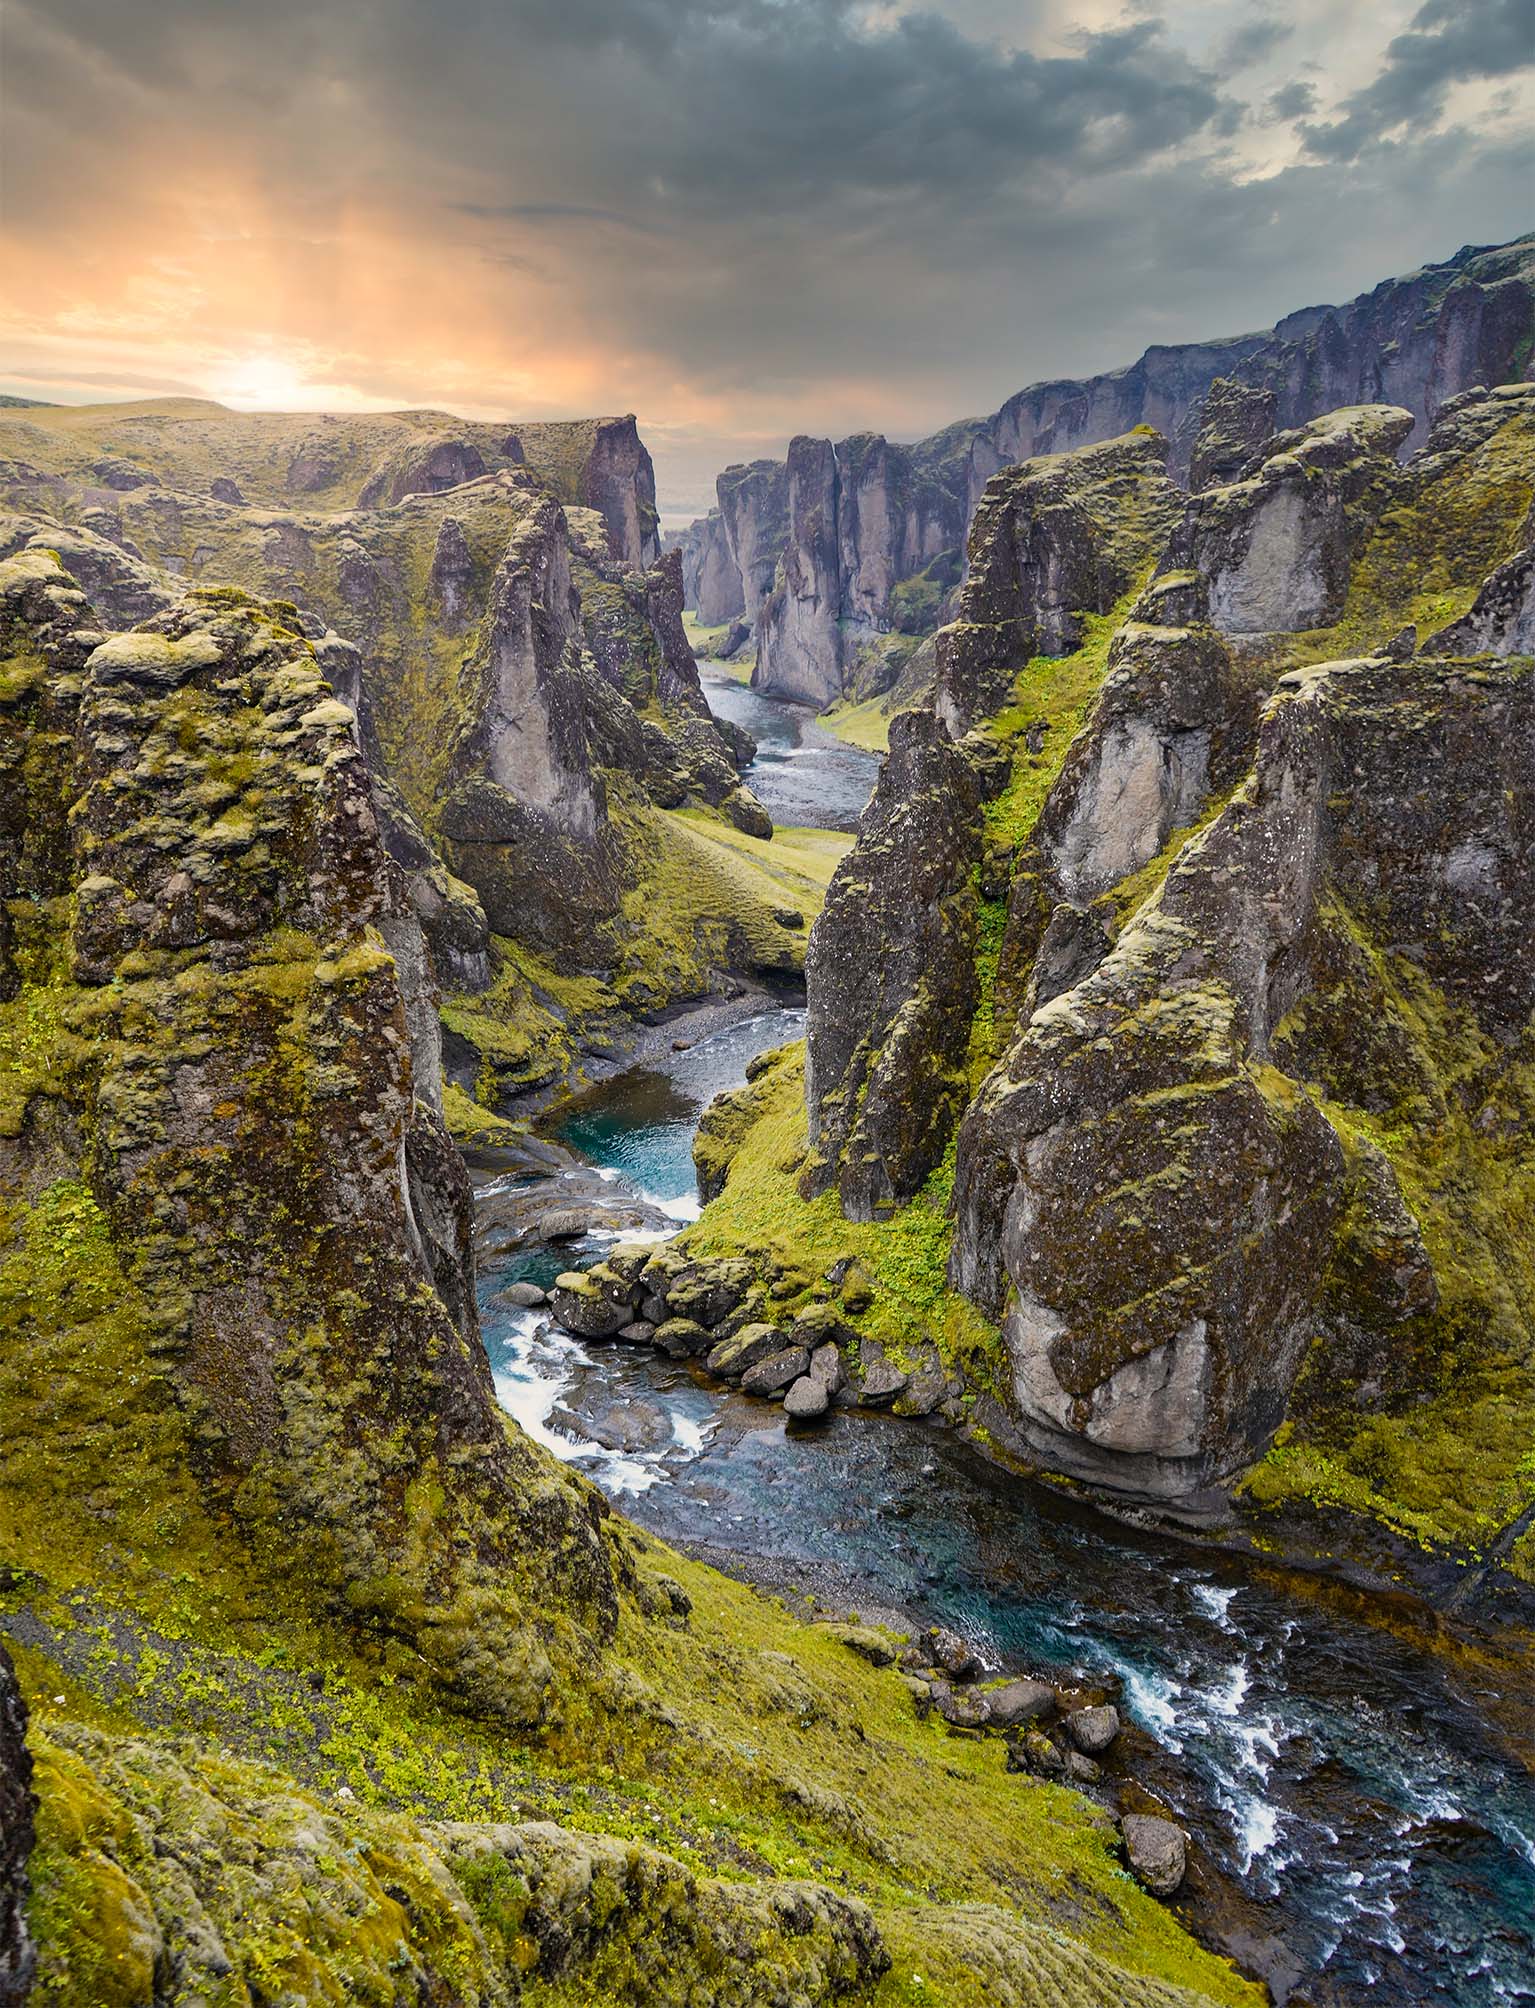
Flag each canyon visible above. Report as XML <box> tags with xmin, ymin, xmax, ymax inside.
<box><xmin>2</xmin><ymin>226</ymin><xmax>1534</xmax><ymax>2008</ymax></box>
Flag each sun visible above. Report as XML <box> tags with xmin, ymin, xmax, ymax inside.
<box><xmin>213</xmin><ymin>352</ymin><xmax>311</xmax><ymax>409</ymax></box>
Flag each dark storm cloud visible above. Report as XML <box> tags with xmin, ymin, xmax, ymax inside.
<box><xmin>3</xmin><ymin>0</ymin><xmax>1533</xmax><ymax>510</ymax></box>
<box><xmin>1303</xmin><ymin>0</ymin><xmax>1535</xmax><ymax>159</ymax></box>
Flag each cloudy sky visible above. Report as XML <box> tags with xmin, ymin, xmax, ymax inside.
<box><xmin>2</xmin><ymin>0</ymin><xmax>1531</xmax><ymax>520</ymax></box>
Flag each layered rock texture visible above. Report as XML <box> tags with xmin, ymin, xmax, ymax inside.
<box><xmin>700</xmin><ymin>377</ymin><xmax>1535</xmax><ymax>1576</ymax></box>
<box><xmin>0</xmin><ymin>397</ymin><xmax>816</xmax><ymax>1109</ymax></box>
<box><xmin>0</xmin><ymin>1648</ymin><xmax>32</xmax><ymax>2006</ymax></box>
<box><xmin>0</xmin><ymin>539</ymin><xmax>1254</xmax><ymax>2008</ymax></box>
<box><xmin>680</xmin><ymin>233</ymin><xmax>1535</xmax><ymax>712</ymax></box>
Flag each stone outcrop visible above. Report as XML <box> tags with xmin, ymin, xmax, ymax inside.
<box><xmin>1162</xmin><ymin>405</ymin><xmax>1414</xmax><ymax>635</ymax></box>
<box><xmin>935</xmin><ymin>429</ymin><xmax>1182</xmax><ymax>738</ymax></box>
<box><xmin>674</xmin><ymin>508</ymin><xmax>744</xmax><ymax>625</ymax></box>
<box><xmin>803</xmin><ymin>711</ymin><xmax>980</xmax><ymax>1217</ymax></box>
<box><xmin>0</xmin><ymin>1646</ymin><xmax>33</xmax><ymax>2008</ymax></box>
<box><xmin>994</xmin><ymin>594</ymin><xmax>1259</xmax><ymax>1027</ymax></box>
<box><xmin>716</xmin><ymin>458</ymin><xmax>791</xmax><ymax>628</ymax></box>
<box><xmin>951</xmin><ymin>644</ymin><xmax>1534</xmax><ymax>1498</ymax></box>
<box><xmin>679</xmin><ymin>233</ymin><xmax>1535</xmax><ymax>708</ymax></box>
<box><xmin>0</xmin><ymin>557</ymin><xmax>615</xmax><ymax>1712</ymax></box>
<box><xmin>1186</xmin><ymin>378</ymin><xmax>1278</xmax><ymax>493</ymax></box>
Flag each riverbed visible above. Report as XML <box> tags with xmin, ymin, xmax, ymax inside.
<box><xmin>702</xmin><ymin>669</ymin><xmax>878</xmax><ymax>831</ymax></box>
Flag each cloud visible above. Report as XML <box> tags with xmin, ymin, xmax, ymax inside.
<box><xmin>1302</xmin><ymin>0</ymin><xmax>1535</xmax><ymax>158</ymax></box>
<box><xmin>2</xmin><ymin>0</ymin><xmax>1532</xmax><ymax>514</ymax></box>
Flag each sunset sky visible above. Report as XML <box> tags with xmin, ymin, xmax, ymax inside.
<box><xmin>3</xmin><ymin>0</ymin><xmax>1532</xmax><ymax>521</ymax></box>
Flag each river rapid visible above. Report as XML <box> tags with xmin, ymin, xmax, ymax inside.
<box><xmin>474</xmin><ymin>686</ymin><xmax>1535</xmax><ymax>2007</ymax></box>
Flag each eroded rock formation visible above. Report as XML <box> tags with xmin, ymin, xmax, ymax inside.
<box><xmin>679</xmin><ymin>233</ymin><xmax>1535</xmax><ymax>711</ymax></box>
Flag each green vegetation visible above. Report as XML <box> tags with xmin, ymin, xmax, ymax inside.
<box><xmin>605</xmin><ymin>791</ymin><xmax>849</xmax><ymax>1012</ymax></box>
<box><xmin>822</xmin><ymin>694</ymin><xmax>894</xmax><ymax>753</ymax></box>
<box><xmin>685</xmin><ymin>1048</ymin><xmax>1004</xmax><ymax>1398</ymax></box>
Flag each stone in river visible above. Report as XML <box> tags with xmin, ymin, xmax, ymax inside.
<box><xmin>549</xmin><ymin>1272</ymin><xmax>631</xmax><ymax>1338</ymax></box>
<box><xmin>652</xmin><ymin>1318</ymin><xmax>711</xmax><ymax>1358</ymax></box>
<box><xmin>706</xmin><ymin>1322</ymin><xmax>786</xmax><ymax>1379</ymax></box>
<box><xmin>500</xmin><ymin>1281</ymin><xmax>547</xmax><ymax>1308</ymax></box>
<box><xmin>616</xmin><ymin>1321</ymin><xmax>657</xmax><ymax>1345</ymax></box>
<box><xmin>1065</xmin><ymin>1704</ymin><xmax>1120</xmax><ymax>1754</ymax></box>
<box><xmin>783</xmin><ymin>1375</ymin><xmax>830</xmax><ymax>1420</ymax></box>
<box><xmin>1121</xmin><ymin>1815</ymin><xmax>1187</xmax><ymax>1896</ymax></box>
<box><xmin>741</xmin><ymin>1346</ymin><xmax>811</xmax><ymax>1396</ymax></box>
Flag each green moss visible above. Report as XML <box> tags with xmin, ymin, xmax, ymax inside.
<box><xmin>685</xmin><ymin>1048</ymin><xmax>1003</xmax><ymax>1396</ymax></box>
<box><xmin>1243</xmin><ymin>898</ymin><xmax>1535</xmax><ymax>1558</ymax></box>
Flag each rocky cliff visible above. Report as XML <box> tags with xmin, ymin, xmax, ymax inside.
<box><xmin>0</xmin><ymin>398</ymin><xmax>812</xmax><ymax>1110</ymax></box>
<box><xmin>693</xmin><ymin>380</ymin><xmax>1535</xmax><ymax>1584</ymax></box>
<box><xmin>680</xmin><ymin>233</ymin><xmax>1535</xmax><ymax>713</ymax></box>
<box><xmin>0</xmin><ymin>549</ymin><xmax>1256</xmax><ymax>2008</ymax></box>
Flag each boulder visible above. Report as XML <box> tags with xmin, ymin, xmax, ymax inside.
<box><xmin>741</xmin><ymin>1345</ymin><xmax>811</xmax><ymax>1396</ymax></box>
<box><xmin>652</xmin><ymin>1318</ymin><xmax>711</xmax><ymax>1359</ymax></box>
<box><xmin>1007</xmin><ymin>1729</ymin><xmax>1065</xmax><ymax>1776</ymax></box>
<box><xmin>706</xmin><ymin>1322</ymin><xmax>786</xmax><ymax>1379</ymax></box>
<box><xmin>549</xmin><ymin>1270</ymin><xmax>632</xmax><ymax>1340</ymax></box>
<box><xmin>929</xmin><ymin>1682</ymin><xmax>991</xmax><ymax>1730</ymax></box>
<box><xmin>501</xmin><ymin>1281</ymin><xmax>548</xmax><ymax>1309</ymax></box>
<box><xmin>926</xmin><ymin>1628</ymin><xmax>981</xmax><ymax>1681</ymax></box>
<box><xmin>783</xmin><ymin>1375</ymin><xmax>831</xmax><ymax>1421</ymax></box>
<box><xmin>1065</xmin><ymin>1704</ymin><xmax>1120</xmax><ymax>1755</ymax></box>
<box><xmin>616</xmin><ymin>1321</ymin><xmax>657</xmax><ymax>1346</ymax></box>
<box><xmin>818</xmin><ymin>1624</ymin><xmax>898</xmax><ymax>1668</ymax></box>
<box><xmin>986</xmin><ymin>1678</ymin><xmax>1057</xmax><ymax>1728</ymax></box>
<box><xmin>1121</xmin><ymin>1815</ymin><xmax>1187</xmax><ymax>1897</ymax></box>
<box><xmin>855</xmin><ymin>1359</ymin><xmax>909</xmax><ymax>1407</ymax></box>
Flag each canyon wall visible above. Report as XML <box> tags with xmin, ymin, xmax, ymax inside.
<box><xmin>681</xmin><ymin>233</ymin><xmax>1535</xmax><ymax>710</ymax></box>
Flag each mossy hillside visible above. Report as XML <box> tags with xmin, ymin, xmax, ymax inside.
<box><xmin>604</xmin><ymin>790</ymin><xmax>849</xmax><ymax>1015</ymax></box>
<box><xmin>3</xmin><ymin>1508</ymin><xmax>1257</xmax><ymax>2008</ymax></box>
<box><xmin>0</xmin><ymin>401</ymin><xmax>610</xmax><ymax>521</ymax></box>
<box><xmin>441</xmin><ymin>934</ymin><xmax>617</xmax><ymax>1104</ymax></box>
<box><xmin>821</xmin><ymin>694</ymin><xmax>893</xmax><ymax>754</ymax></box>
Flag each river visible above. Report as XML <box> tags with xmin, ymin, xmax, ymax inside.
<box><xmin>473</xmin><ymin>685</ymin><xmax>1535</xmax><ymax>2007</ymax></box>
<box><xmin>701</xmin><ymin>669</ymin><xmax>878</xmax><ymax>831</ymax></box>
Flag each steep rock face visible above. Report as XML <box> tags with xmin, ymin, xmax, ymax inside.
<box><xmin>674</xmin><ymin>508</ymin><xmax>744</xmax><ymax>625</ymax></box>
<box><xmin>936</xmin><ymin>430</ymin><xmax>1182</xmax><ymax>738</ymax></box>
<box><xmin>1163</xmin><ymin>405</ymin><xmax>1414</xmax><ymax>635</ymax></box>
<box><xmin>0</xmin><ymin>1646</ymin><xmax>33</xmax><ymax>2008</ymax></box>
<box><xmin>994</xmin><ymin>593</ymin><xmax>1259</xmax><ymax>1025</ymax></box>
<box><xmin>757</xmin><ymin>436</ymin><xmax>845</xmax><ymax>707</ymax></box>
<box><xmin>688</xmin><ymin>233</ymin><xmax>1535</xmax><ymax>709</ymax></box>
<box><xmin>1186</xmin><ymin>379</ymin><xmax>1278</xmax><ymax>493</ymax></box>
<box><xmin>0</xmin><ymin>558</ymin><xmax>614</xmax><ymax>1713</ymax></box>
<box><xmin>716</xmin><ymin>457</ymin><xmax>791</xmax><ymax>627</ymax></box>
<box><xmin>803</xmin><ymin>710</ymin><xmax>980</xmax><ymax>1218</ymax></box>
<box><xmin>576</xmin><ymin>414</ymin><xmax>661</xmax><ymax>571</ymax></box>
<box><xmin>951</xmin><ymin>648</ymin><xmax>1532</xmax><ymax>1498</ymax></box>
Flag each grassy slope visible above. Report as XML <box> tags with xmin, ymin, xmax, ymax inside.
<box><xmin>0</xmin><ymin>1117</ymin><xmax>1254</xmax><ymax>2006</ymax></box>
